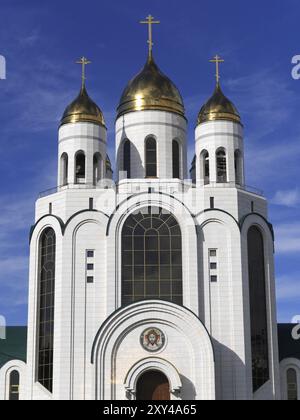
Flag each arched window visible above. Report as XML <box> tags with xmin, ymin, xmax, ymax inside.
<box><xmin>93</xmin><ymin>153</ymin><xmax>103</xmax><ymax>185</ymax></box>
<box><xmin>60</xmin><ymin>153</ymin><xmax>68</xmax><ymax>186</ymax></box>
<box><xmin>75</xmin><ymin>151</ymin><xmax>86</xmax><ymax>184</ymax></box>
<box><xmin>247</xmin><ymin>226</ymin><xmax>269</xmax><ymax>392</ymax></box>
<box><xmin>123</xmin><ymin>140</ymin><xmax>131</xmax><ymax>178</ymax></box>
<box><xmin>216</xmin><ymin>149</ymin><xmax>227</xmax><ymax>183</ymax></box>
<box><xmin>172</xmin><ymin>140</ymin><xmax>180</xmax><ymax>179</ymax></box>
<box><xmin>145</xmin><ymin>137</ymin><xmax>157</xmax><ymax>178</ymax></box>
<box><xmin>287</xmin><ymin>368</ymin><xmax>298</xmax><ymax>400</ymax></box>
<box><xmin>37</xmin><ymin>228</ymin><xmax>56</xmax><ymax>393</ymax></box>
<box><xmin>122</xmin><ymin>207</ymin><xmax>183</xmax><ymax>306</ymax></box>
<box><xmin>9</xmin><ymin>370</ymin><xmax>20</xmax><ymax>400</ymax></box>
<box><xmin>201</xmin><ymin>150</ymin><xmax>210</xmax><ymax>185</ymax></box>
<box><xmin>235</xmin><ymin>150</ymin><xmax>243</xmax><ymax>185</ymax></box>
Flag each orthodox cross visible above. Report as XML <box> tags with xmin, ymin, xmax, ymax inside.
<box><xmin>76</xmin><ymin>56</ymin><xmax>91</xmax><ymax>89</ymax></box>
<box><xmin>210</xmin><ymin>55</ymin><xmax>224</xmax><ymax>84</ymax></box>
<box><xmin>140</xmin><ymin>15</ymin><xmax>160</xmax><ymax>58</ymax></box>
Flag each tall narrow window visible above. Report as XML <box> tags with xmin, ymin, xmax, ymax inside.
<box><xmin>9</xmin><ymin>370</ymin><xmax>20</xmax><ymax>401</ymax></box>
<box><xmin>75</xmin><ymin>151</ymin><xmax>86</xmax><ymax>184</ymax></box>
<box><xmin>247</xmin><ymin>226</ymin><xmax>269</xmax><ymax>392</ymax></box>
<box><xmin>60</xmin><ymin>153</ymin><xmax>68</xmax><ymax>186</ymax></box>
<box><xmin>216</xmin><ymin>149</ymin><xmax>227</xmax><ymax>183</ymax></box>
<box><xmin>235</xmin><ymin>150</ymin><xmax>243</xmax><ymax>185</ymax></box>
<box><xmin>124</xmin><ymin>140</ymin><xmax>131</xmax><ymax>178</ymax></box>
<box><xmin>37</xmin><ymin>228</ymin><xmax>56</xmax><ymax>393</ymax></box>
<box><xmin>145</xmin><ymin>137</ymin><xmax>157</xmax><ymax>178</ymax></box>
<box><xmin>287</xmin><ymin>368</ymin><xmax>298</xmax><ymax>400</ymax></box>
<box><xmin>93</xmin><ymin>153</ymin><xmax>102</xmax><ymax>185</ymax></box>
<box><xmin>201</xmin><ymin>150</ymin><xmax>210</xmax><ymax>185</ymax></box>
<box><xmin>122</xmin><ymin>207</ymin><xmax>183</xmax><ymax>306</ymax></box>
<box><xmin>172</xmin><ymin>140</ymin><xmax>180</xmax><ymax>179</ymax></box>
<box><xmin>190</xmin><ymin>155</ymin><xmax>196</xmax><ymax>184</ymax></box>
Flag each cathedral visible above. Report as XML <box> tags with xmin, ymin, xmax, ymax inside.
<box><xmin>0</xmin><ymin>16</ymin><xmax>299</xmax><ymax>401</ymax></box>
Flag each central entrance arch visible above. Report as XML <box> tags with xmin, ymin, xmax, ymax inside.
<box><xmin>92</xmin><ymin>301</ymin><xmax>216</xmax><ymax>400</ymax></box>
<box><xmin>136</xmin><ymin>370</ymin><xmax>170</xmax><ymax>400</ymax></box>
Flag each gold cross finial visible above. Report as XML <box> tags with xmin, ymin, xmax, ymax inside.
<box><xmin>140</xmin><ymin>14</ymin><xmax>160</xmax><ymax>59</ymax></box>
<box><xmin>210</xmin><ymin>55</ymin><xmax>224</xmax><ymax>84</ymax></box>
<box><xmin>76</xmin><ymin>56</ymin><xmax>91</xmax><ymax>89</ymax></box>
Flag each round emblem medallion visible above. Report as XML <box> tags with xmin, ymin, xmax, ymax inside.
<box><xmin>140</xmin><ymin>328</ymin><xmax>166</xmax><ymax>353</ymax></box>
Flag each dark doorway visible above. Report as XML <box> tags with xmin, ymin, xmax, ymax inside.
<box><xmin>136</xmin><ymin>371</ymin><xmax>170</xmax><ymax>401</ymax></box>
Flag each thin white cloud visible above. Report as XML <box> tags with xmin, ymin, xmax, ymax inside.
<box><xmin>276</xmin><ymin>273</ymin><xmax>300</xmax><ymax>301</ymax></box>
<box><xmin>0</xmin><ymin>255</ymin><xmax>29</xmax><ymax>311</ymax></box>
<box><xmin>18</xmin><ymin>29</ymin><xmax>40</xmax><ymax>47</ymax></box>
<box><xmin>226</xmin><ymin>70</ymin><xmax>297</xmax><ymax>139</ymax></box>
<box><xmin>272</xmin><ymin>189</ymin><xmax>300</xmax><ymax>207</ymax></box>
<box><xmin>275</xmin><ymin>223</ymin><xmax>300</xmax><ymax>254</ymax></box>
<box><xmin>245</xmin><ymin>139</ymin><xmax>300</xmax><ymax>186</ymax></box>
<box><xmin>0</xmin><ymin>256</ymin><xmax>28</xmax><ymax>279</ymax></box>
<box><xmin>0</xmin><ymin>195</ymin><xmax>34</xmax><ymax>238</ymax></box>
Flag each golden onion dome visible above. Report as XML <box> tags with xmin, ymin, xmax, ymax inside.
<box><xmin>117</xmin><ymin>56</ymin><xmax>185</xmax><ymax>118</ymax></box>
<box><xmin>197</xmin><ymin>83</ymin><xmax>241</xmax><ymax>125</ymax></box>
<box><xmin>60</xmin><ymin>85</ymin><xmax>105</xmax><ymax>127</ymax></box>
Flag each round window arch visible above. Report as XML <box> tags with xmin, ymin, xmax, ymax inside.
<box><xmin>9</xmin><ymin>370</ymin><xmax>20</xmax><ymax>400</ymax></box>
<box><xmin>216</xmin><ymin>148</ymin><xmax>227</xmax><ymax>183</ymax></box>
<box><xmin>145</xmin><ymin>137</ymin><xmax>157</xmax><ymax>178</ymax></box>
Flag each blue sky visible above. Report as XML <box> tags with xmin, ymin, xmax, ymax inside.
<box><xmin>0</xmin><ymin>0</ymin><xmax>299</xmax><ymax>325</ymax></box>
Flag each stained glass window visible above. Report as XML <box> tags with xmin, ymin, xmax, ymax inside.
<box><xmin>122</xmin><ymin>207</ymin><xmax>183</xmax><ymax>306</ymax></box>
<box><xmin>247</xmin><ymin>226</ymin><xmax>269</xmax><ymax>392</ymax></box>
<box><xmin>145</xmin><ymin>137</ymin><xmax>157</xmax><ymax>178</ymax></box>
<box><xmin>37</xmin><ymin>228</ymin><xmax>56</xmax><ymax>393</ymax></box>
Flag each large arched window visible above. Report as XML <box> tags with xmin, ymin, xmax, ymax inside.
<box><xmin>172</xmin><ymin>140</ymin><xmax>180</xmax><ymax>179</ymax></box>
<box><xmin>247</xmin><ymin>226</ymin><xmax>269</xmax><ymax>392</ymax></box>
<box><xmin>37</xmin><ymin>228</ymin><xmax>56</xmax><ymax>393</ymax></box>
<box><xmin>75</xmin><ymin>151</ymin><xmax>86</xmax><ymax>184</ymax></box>
<box><xmin>200</xmin><ymin>150</ymin><xmax>210</xmax><ymax>185</ymax></box>
<box><xmin>9</xmin><ymin>370</ymin><xmax>20</xmax><ymax>400</ymax></box>
<box><xmin>93</xmin><ymin>152</ymin><xmax>103</xmax><ymax>185</ymax></box>
<box><xmin>287</xmin><ymin>368</ymin><xmax>298</xmax><ymax>400</ymax></box>
<box><xmin>60</xmin><ymin>153</ymin><xmax>68</xmax><ymax>186</ymax></box>
<box><xmin>123</xmin><ymin>140</ymin><xmax>131</xmax><ymax>178</ymax></box>
<box><xmin>216</xmin><ymin>148</ymin><xmax>227</xmax><ymax>183</ymax></box>
<box><xmin>235</xmin><ymin>150</ymin><xmax>243</xmax><ymax>186</ymax></box>
<box><xmin>122</xmin><ymin>207</ymin><xmax>183</xmax><ymax>306</ymax></box>
<box><xmin>145</xmin><ymin>137</ymin><xmax>157</xmax><ymax>178</ymax></box>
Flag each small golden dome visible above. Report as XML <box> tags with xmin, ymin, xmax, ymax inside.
<box><xmin>117</xmin><ymin>56</ymin><xmax>185</xmax><ymax>118</ymax></box>
<box><xmin>61</xmin><ymin>85</ymin><xmax>105</xmax><ymax>127</ymax></box>
<box><xmin>197</xmin><ymin>83</ymin><xmax>241</xmax><ymax>125</ymax></box>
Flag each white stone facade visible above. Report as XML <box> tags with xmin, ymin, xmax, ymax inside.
<box><xmin>0</xmin><ymin>94</ymin><xmax>285</xmax><ymax>401</ymax></box>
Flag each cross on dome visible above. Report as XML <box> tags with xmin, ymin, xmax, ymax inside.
<box><xmin>140</xmin><ymin>15</ymin><xmax>160</xmax><ymax>59</ymax></box>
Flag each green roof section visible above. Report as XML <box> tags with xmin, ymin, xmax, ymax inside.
<box><xmin>0</xmin><ymin>327</ymin><xmax>27</xmax><ymax>369</ymax></box>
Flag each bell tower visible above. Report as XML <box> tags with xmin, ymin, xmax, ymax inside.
<box><xmin>195</xmin><ymin>56</ymin><xmax>245</xmax><ymax>187</ymax></box>
<box><xmin>58</xmin><ymin>57</ymin><xmax>108</xmax><ymax>188</ymax></box>
<box><xmin>193</xmin><ymin>56</ymin><xmax>280</xmax><ymax>400</ymax></box>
